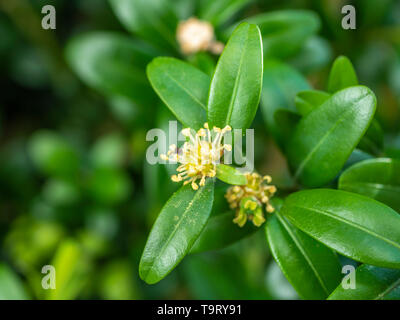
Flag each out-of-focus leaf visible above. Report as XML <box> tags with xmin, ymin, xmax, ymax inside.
<box><xmin>66</xmin><ymin>32</ymin><xmax>157</xmax><ymax>105</ymax></box>
<box><xmin>294</xmin><ymin>90</ymin><xmax>330</xmax><ymax>116</ymax></box>
<box><xmin>108</xmin><ymin>0</ymin><xmax>178</xmax><ymax>52</ymax></box>
<box><xmin>266</xmin><ymin>200</ymin><xmax>342</xmax><ymax>300</ymax></box>
<box><xmin>261</xmin><ymin>60</ymin><xmax>310</xmax><ymax>147</ymax></box>
<box><xmin>147</xmin><ymin>57</ymin><xmax>209</xmax><ymax>129</ymax></box>
<box><xmin>328</xmin><ymin>264</ymin><xmax>400</xmax><ymax>300</ymax></box>
<box><xmin>42</xmin><ymin>178</ymin><xmax>80</xmax><ymax>207</ymax></box>
<box><xmin>357</xmin><ymin>119</ymin><xmax>384</xmax><ymax>156</ymax></box>
<box><xmin>216</xmin><ymin>164</ymin><xmax>247</xmax><ymax>185</ymax></box>
<box><xmin>188</xmin><ymin>52</ymin><xmax>216</xmax><ymax>77</ymax></box>
<box><xmin>0</xmin><ymin>264</ymin><xmax>29</xmax><ymax>300</ymax></box>
<box><xmin>339</xmin><ymin>158</ymin><xmax>400</xmax><ymax>212</ymax></box>
<box><xmin>90</xmin><ymin>133</ymin><xmax>126</xmax><ymax>168</ymax></box>
<box><xmin>208</xmin><ymin>23</ymin><xmax>263</xmax><ymax>130</ymax></box>
<box><xmin>281</xmin><ymin>189</ymin><xmax>400</xmax><ymax>269</ymax></box>
<box><xmin>327</xmin><ymin>56</ymin><xmax>358</xmax><ymax>93</ymax></box>
<box><xmin>139</xmin><ymin>179</ymin><xmax>214</xmax><ymax>284</ymax></box>
<box><xmin>245</xmin><ymin>10</ymin><xmax>320</xmax><ymax>59</ymax></box>
<box><xmin>190</xmin><ymin>211</ymin><xmax>257</xmax><ymax>253</ymax></box>
<box><xmin>287</xmin><ymin>86</ymin><xmax>376</xmax><ymax>187</ymax></box>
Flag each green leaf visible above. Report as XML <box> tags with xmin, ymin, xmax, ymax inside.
<box><xmin>216</xmin><ymin>164</ymin><xmax>247</xmax><ymax>185</ymax></box>
<box><xmin>327</xmin><ymin>56</ymin><xmax>358</xmax><ymax>93</ymax></box>
<box><xmin>190</xmin><ymin>211</ymin><xmax>257</xmax><ymax>253</ymax></box>
<box><xmin>246</xmin><ymin>10</ymin><xmax>320</xmax><ymax>59</ymax></box>
<box><xmin>339</xmin><ymin>158</ymin><xmax>400</xmax><ymax>212</ymax></box>
<box><xmin>281</xmin><ymin>189</ymin><xmax>400</xmax><ymax>269</ymax></box>
<box><xmin>147</xmin><ymin>57</ymin><xmax>209</xmax><ymax>129</ymax></box>
<box><xmin>207</xmin><ymin>23</ymin><xmax>263</xmax><ymax>130</ymax></box>
<box><xmin>66</xmin><ymin>32</ymin><xmax>157</xmax><ymax>105</ymax></box>
<box><xmin>357</xmin><ymin>119</ymin><xmax>384</xmax><ymax>156</ymax></box>
<box><xmin>287</xmin><ymin>86</ymin><xmax>376</xmax><ymax>187</ymax></box>
<box><xmin>261</xmin><ymin>60</ymin><xmax>310</xmax><ymax>147</ymax></box>
<box><xmin>139</xmin><ymin>179</ymin><xmax>215</xmax><ymax>284</ymax></box>
<box><xmin>328</xmin><ymin>264</ymin><xmax>400</xmax><ymax>300</ymax></box>
<box><xmin>198</xmin><ymin>0</ymin><xmax>253</xmax><ymax>28</ymax></box>
<box><xmin>0</xmin><ymin>264</ymin><xmax>29</xmax><ymax>300</ymax></box>
<box><xmin>294</xmin><ymin>90</ymin><xmax>331</xmax><ymax>116</ymax></box>
<box><xmin>108</xmin><ymin>0</ymin><xmax>178</xmax><ymax>52</ymax></box>
<box><xmin>266</xmin><ymin>201</ymin><xmax>342</xmax><ymax>300</ymax></box>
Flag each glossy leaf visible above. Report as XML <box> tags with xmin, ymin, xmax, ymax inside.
<box><xmin>327</xmin><ymin>56</ymin><xmax>358</xmax><ymax>93</ymax></box>
<box><xmin>281</xmin><ymin>189</ymin><xmax>400</xmax><ymax>269</ymax></box>
<box><xmin>295</xmin><ymin>90</ymin><xmax>330</xmax><ymax>116</ymax></box>
<box><xmin>261</xmin><ymin>60</ymin><xmax>310</xmax><ymax>147</ymax></box>
<box><xmin>267</xmin><ymin>202</ymin><xmax>342</xmax><ymax>300</ymax></box>
<box><xmin>190</xmin><ymin>211</ymin><xmax>257</xmax><ymax>253</ymax></box>
<box><xmin>139</xmin><ymin>179</ymin><xmax>215</xmax><ymax>284</ymax></box>
<box><xmin>108</xmin><ymin>0</ymin><xmax>178</xmax><ymax>52</ymax></box>
<box><xmin>287</xmin><ymin>86</ymin><xmax>376</xmax><ymax>187</ymax></box>
<box><xmin>328</xmin><ymin>264</ymin><xmax>400</xmax><ymax>300</ymax></box>
<box><xmin>246</xmin><ymin>10</ymin><xmax>320</xmax><ymax>59</ymax></box>
<box><xmin>339</xmin><ymin>158</ymin><xmax>400</xmax><ymax>212</ymax></box>
<box><xmin>207</xmin><ymin>23</ymin><xmax>263</xmax><ymax>130</ymax></box>
<box><xmin>147</xmin><ymin>57</ymin><xmax>209</xmax><ymax>129</ymax></box>
<box><xmin>66</xmin><ymin>32</ymin><xmax>156</xmax><ymax>105</ymax></box>
<box><xmin>216</xmin><ymin>164</ymin><xmax>247</xmax><ymax>185</ymax></box>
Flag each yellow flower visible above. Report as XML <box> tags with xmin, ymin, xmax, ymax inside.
<box><xmin>225</xmin><ymin>173</ymin><xmax>277</xmax><ymax>227</ymax></box>
<box><xmin>161</xmin><ymin>123</ymin><xmax>232</xmax><ymax>190</ymax></box>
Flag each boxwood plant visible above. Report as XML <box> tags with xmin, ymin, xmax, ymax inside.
<box><xmin>139</xmin><ymin>22</ymin><xmax>400</xmax><ymax>300</ymax></box>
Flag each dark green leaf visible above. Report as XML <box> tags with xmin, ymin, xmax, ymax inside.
<box><xmin>139</xmin><ymin>179</ymin><xmax>215</xmax><ymax>284</ymax></box>
<box><xmin>294</xmin><ymin>90</ymin><xmax>330</xmax><ymax>116</ymax></box>
<box><xmin>261</xmin><ymin>60</ymin><xmax>310</xmax><ymax>147</ymax></box>
<box><xmin>66</xmin><ymin>32</ymin><xmax>157</xmax><ymax>105</ymax></box>
<box><xmin>207</xmin><ymin>23</ymin><xmax>263</xmax><ymax>130</ymax></box>
<box><xmin>108</xmin><ymin>0</ymin><xmax>178</xmax><ymax>52</ymax></box>
<box><xmin>266</xmin><ymin>201</ymin><xmax>342</xmax><ymax>300</ymax></box>
<box><xmin>357</xmin><ymin>119</ymin><xmax>384</xmax><ymax>156</ymax></box>
<box><xmin>216</xmin><ymin>164</ymin><xmax>247</xmax><ymax>185</ymax></box>
<box><xmin>287</xmin><ymin>86</ymin><xmax>376</xmax><ymax>187</ymax></box>
<box><xmin>246</xmin><ymin>10</ymin><xmax>320</xmax><ymax>59</ymax></box>
<box><xmin>281</xmin><ymin>189</ymin><xmax>400</xmax><ymax>269</ymax></box>
<box><xmin>327</xmin><ymin>56</ymin><xmax>358</xmax><ymax>93</ymax></box>
<box><xmin>190</xmin><ymin>211</ymin><xmax>257</xmax><ymax>253</ymax></box>
<box><xmin>147</xmin><ymin>57</ymin><xmax>209</xmax><ymax>129</ymax></box>
<box><xmin>329</xmin><ymin>264</ymin><xmax>400</xmax><ymax>300</ymax></box>
<box><xmin>339</xmin><ymin>158</ymin><xmax>400</xmax><ymax>212</ymax></box>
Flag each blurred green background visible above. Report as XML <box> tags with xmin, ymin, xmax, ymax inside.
<box><xmin>0</xmin><ymin>0</ymin><xmax>399</xmax><ymax>299</ymax></box>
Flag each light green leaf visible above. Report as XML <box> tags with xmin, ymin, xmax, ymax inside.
<box><xmin>266</xmin><ymin>200</ymin><xmax>342</xmax><ymax>300</ymax></box>
<box><xmin>147</xmin><ymin>57</ymin><xmax>209</xmax><ymax>129</ymax></box>
<box><xmin>294</xmin><ymin>90</ymin><xmax>330</xmax><ymax>116</ymax></box>
<box><xmin>0</xmin><ymin>264</ymin><xmax>29</xmax><ymax>300</ymax></box>
<box><xmin>339</xmin><ymin>158</ymin><xmax>400</xmax><ymax>212</ymax></box>
<box><xmin>207</xmin><ymin>23</ymin><xmax>263</xmax><ymax>130</ymax></box>
<box><xmin>281</xmin><ymin>189</ymin><xmax>400</xmax><ymax>269</ymax></box>
<box><xmin>261</xmin><ymin>60</ymin><xmax>310</xmax><ymax>147</ymax></box>
<box><xmin>139</xmin><ymin>179</ymin><xmax>215</xmax><ymax>284</ymax></box>
<box><xmin>328</xmin><ymin>264</ymin><xmax>400</xmax><ymax>300</ymax></box>
<box><xmin>190</xmin><ymin>211</ymin><xmax>257</xmax><ymax>253</ymax></box>
<box><xmin>287</xmin><ymin>86</ymin><xmax>376</xmax><ymax>187</ymax></box>
<box><xmin>66</xmin><ymin>32</ymin><xmax>157</xmax><ymax>105</ymax></box>
<box><xmin>327</xmin><ymin>56</ymin><xmax>358</xmax><ymax>93</ymax></box>
<box><xmin>216</xmin><ymin>164</ymin><xmax>247</xmax><ymax>185</ymax></box>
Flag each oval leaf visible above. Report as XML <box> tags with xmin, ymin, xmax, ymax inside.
<box><xmin>327</xmin><ymin>56</ymin><xmax>358</xmax><ymax>93</ymax></box>
<box><xmin>147</xmin><ymin>57</ymin><xmax>209</xmax><ymax>129</ymax></box>
<box><xmin>66</xmin><ymin>32</ymin><xmax>157</xmax><ymax>105</ymax></box>
<box><xmin>267</xmin><ymin>205</ymin><xmax>342</xmax><ymax>300</ymax></box>
<box><xmin>207</xmin><ymin>22</ymin><xmax>263</xmax><ymax>130</ymax></box>
<box><xmin>139</xmin><ymin>179</ymin><xmax>214</xmax><ymax>284</ymax></box>
<box><xmin>328</xmin><ymin>264</ymin><xmax>400</xmax><ymax>300</ymax></box>
<box><xmin>216</xmin><ymin>164</ymin><xmax>247</xmax><ymax>185</ymax></box>
<box><xmin>287</xmin><ymin>86</ymin><xmax>376</xmax><ymax>187</ymax></box>
<box><xmin>281</xmin><ymin>189</ymin><xmax>400</xmax><ymax>269</ymax></box>
<box><xmin>190</xmin><ymin>211</ymin><xmax>257</xmax><ymax>253</ymax></box>
<box><xmin>339</xmin><ymin>158</ymin><xmax>400</xmax><ymax>212</ymax></box>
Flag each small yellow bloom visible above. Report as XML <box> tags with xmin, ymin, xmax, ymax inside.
<box><xmin>161</xmin><ymin>123</ymin><xmax>232</xmax><ymax>190</ymax></box>
<box><xmin>226</xmin><ymin>172</ymin><xmax>277</xmax><ymax>227</ymax></box>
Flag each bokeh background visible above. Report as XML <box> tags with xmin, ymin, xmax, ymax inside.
<box><xmin>0</xmin><ymin>0</ymin><xmax>399</xmax><ymax>299</ymax></box>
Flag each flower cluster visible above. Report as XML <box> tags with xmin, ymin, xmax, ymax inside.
<box><xmin>161</xmin><ymin>123</ymin><xmax>232</xmax><ymax>190</ymax></box>
<box><xmin>176</xmin><ymin>17</ymin><xmax>224</xmax><ymax>55</ymax></box>
<box><xmin>225</xmin><ymin>173</ymin><xmax>277</xmax><ymax>227</ymax></box>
